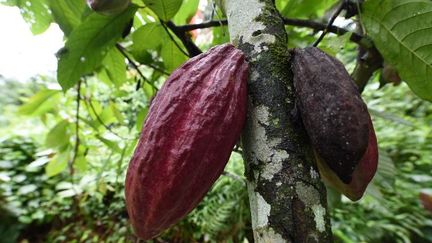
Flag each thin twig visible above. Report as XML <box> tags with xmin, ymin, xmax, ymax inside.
<box><xmin>115</xmin><ymin>43</ymin><xmax>159</xmax><ymax>92</ymax></box>
<box><xmin>283</xmin><ymin>18</ymin><xmax>365</xmax><ymax>45</ymax></box>
<box><xmin>83</xmin><ymin>96</ymin><xmax>132</xmax><ymax>140</ymax></box>
<box><xmin>115</xmin><ymin>145</ymin><xmax>128</xmax><ymax>192</ymax></box>
<box><xmin>177</xmin><ymin>19</ymin><xmax>228</xmax><ymax>32</ymax></box>
<box><xmin>313</xmin><ymin>0</ymin><xmax>346</xmax><ymax>47</ymax></box>
<box><xmin>145</xmin><ymin>63</ymin><xmax>170</xmax><ymax>76</ymax></box>
<box><xmin>70</xmin><ymin>80</ymin><xmax>81</xmax><ymax>178</ymax></box>
<box><xmin>210</xmin><ymin>2</ymin><xmax>227</xmax><ymax>37</ymax></box>
<box><xmin>160</xmin><ymin>21</ymin><xmax>190</xmax><ymax>57</ymax></box>
<box><xmin>116</xmin><ymin>43</ymin><xmax>169</xmax><ymax>75</ymax></box>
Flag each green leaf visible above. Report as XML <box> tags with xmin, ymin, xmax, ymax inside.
<box><xmin>362</xmin><ymin>0</ymin><xmax>432</xmax><ymax>101</ymax></box>
<box><xmin>135</xmin><ymin>106</ymin><xmax>148</xmax><ymax>131</ymax></box>
<box><xmin>103</xmin><ymin>47</ymin><xmax>127</xmax><ymax>87</ymax></box>
<box><xmin>48</xmin><ymin>0</ymin><xmax>87</xmax><ymax>36</ymax></box>
<box><xmin>110</xmin><ymin>102</ymin><xmax>125</xmax><ymax>124</ymax></box>
<box><xmin>97</xmin><ymin>68</ymin><xmax>114</xmax><ymax>87</ymax></box>
<box><xmin>280</xmin><ymin>0</ymin><xmax>338</xmax><ymax>18</ymax></box>
<box><xmin>17</xmin><ymin>0</ymin><xmax>52</xmax><ymax>34</ymax></box>
<box><xmin>74</xmin><ymin>155</ymin><xmax>88</xmax><ymax>172</ymax></box>
<box><xmin>96</xmin><ymin>135</ymin><xmax>122</xmax><ymax>153</ymax></box>
<box><xmin>86</xmin><ymin>101</ymin><xmax>116</xmax><ymax>129</ymax></box>
<box><xmin>57</xmin><ymin>6</ymin><xmax>137</xmax><ymax>90</ymax></box>
<box><xmin>46</xmin><ymin>150</ymin><xmax>70</xmax><ymax>177</ymax></box>
<box><xmin>143</xmin><ymin>0</ymin><xmax>183</xmax><ymax>21</ymax></box>
<box><xmin>319</xmin><ymin>32</ymin><xmax>352</xmax><ymax>57</ymax></box>
<box><xmin>98</xmin><ymin>105</ymin><xmax>117</xmax><ymax>125</ymax></box>
<box><xmin>132</xmin><ymin>23</ymin><xmax>166</xmax><ymax>51</ymax></box>
<box><xmin>160</xmin><ymin>40</ymin><xmax>187</xmax><ymax>72</ymax></box>
<box><xmin>45</xmin><ymin>120</ymin><xmax>70</xmax><ymax>148</ymax></box>
<box><xmin>27</xmin><ymin>157</ymin><xmax>51</xmax><ymax>169</ymax></box>
<box><xmin>132</xmin><ymin>49</ymin><xmax>153</xmax><ymax>64</ymax></box>
<box><xmin>173</xmin><ymin>0</ymin><xmax>199</xmax><ymax>24</ymax></box>
<box><xmin>19</xmin><ymin>89</ymin><xmax>60</xmax><ymax>116</ymax></box>
<box><xmin>212</xmin><ymin>25</ymin><xmax>229</xmax><ymax>46</ymax></box>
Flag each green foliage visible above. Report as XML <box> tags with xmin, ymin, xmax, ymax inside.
<box><xmin>277</xmin><ymin>0</ymin><xmax>338</xmax><ymax>18</ymax></box>
<box><xmin>16</xmin><ymin>0</ymin><xmax>52</xmax><ymax>34</ymax></box>
<box><xmin>132</xmin><ymin>23</ymin><xmax>166</xmax><ymax>51</ymax></box>
<box><xmin>173</xmin><ymin>0</ymin><xmax>199</xmax><ymax>24</ymax></box>
<box><xmin>143</xmin><ymin>0</ymin><xmax>183</xmax><ymax>21</ymax></box>
<box><xmin>0</xmin><ymin>137</ymin><xmax>62</xmax><ymax>232</ymax></box>
<box><xmin>18</xmin><ymin>89</ymin><xmax>61</xmax><ymax>116</ymax></box>
<box><xmin>362</xmin><ymin>0</ymin><xmax>432</xmax><ymax>101</ymax></box>
<box><xmin>101</xmin><ymin>48</ymin><xmax>127</xmax><ymax>87</ymax></box>
<box><xmin>48</xmin><ymin>0</ymin><xmax>88</xmax><ymax>36</ymax></box>
<box><xmin>187</xmin><ymin>154</ymin><xmax>250</xmax><ymax>242</ymax></box>
<box><xmin>1</xmin><ymin>0</ymin><xmax>432</xmax><ymax>242</ymax></box>
<box><xmin>332</xmin><ymin>82</ymin><xmax>432</xmax><ymax>243</ymax></box>
<box><xmin>57</xmin><ymin>6</ymin><xmax>137</xmax><ymax>90</ymax></box>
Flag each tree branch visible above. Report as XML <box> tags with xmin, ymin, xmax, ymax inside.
<box><xmin>177</xmin><ymin>15</ymin><xmax>380</xmax><ymax>92</ymax></box>
<box><xmin>70</xmin><ymin>80</ymin><xmax>81</xmax><ymax>178</ymax></box>
<box><xmin>313</xmin><ymin>0</ymin><xmax>345</xmax><ymax>47</ymax></box>
<box><xmin>117</xmin><ymin>43</ymin><xmax>169</xmax><ymax>76</ymax></box>
<box><xmin>115</xmin><ymin>43</ymin><xmax>159</xmax><ymax>91</ymax></box>
<box><xmin>176</xmin><ymin>19</ymin><xmax>228</xmax><ymax>32</ymax></box>
<box><xmin>176</xmin><ymin>17</ymin><xmax>369</xmax><ymax>48</ymax></box>
<box><xmin>83</xmin><ymin>96</ymin><xmax>132</xmax><ymax>141</ymax></box>
<box><xmin>352</xmin><ymin>46</ymin><xmax>383</xmax><ymax>93</ymax></box>
<box><xmin>225</xmin><ymin>0</ymin><xmax>332</xmax><ymax>242</ymax></box>
<box><xmin>165</xmin><ymin>21</ymin><xmax>202</xmax><ymax>57</ymax></box>
<box><xmin>284</xmin><ymin>18</ymin><xmax>369</xmax><ymax>47</ymax></box>
<box><xmin>160</xmin><ymin>21</ymin><xmax>191</xmax><ymax>57</ymax></box>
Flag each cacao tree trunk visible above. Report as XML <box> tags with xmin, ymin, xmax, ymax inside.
<box><xmin>223</xmin><ymin>1</ymin><xmax>333</xmax><ymax>242</ymax></box>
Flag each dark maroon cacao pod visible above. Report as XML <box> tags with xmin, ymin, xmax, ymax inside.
<box><xmin>315</xmin><ymin>117</ymin><xmax>378</xmax><ymax>201</ymax></box>
<box><xmin>125</xmin><ymin>44</ymin><xmax>248</xmax><ymax>240</ymax></box>
<box><xmin>292</xmin><ymin>47</ymin><xmax>370</xmax><ymax>184</ymax></box>
<box><xmin>87</xmin><ymin>0</ymin><xmax>130</xmax><ymax>15</ymax></box>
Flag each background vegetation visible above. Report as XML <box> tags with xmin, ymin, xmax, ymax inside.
<box><xmin>0</xmin><ymin>0</ymin><xmax>431</xmax><ymax>242</ymax></box>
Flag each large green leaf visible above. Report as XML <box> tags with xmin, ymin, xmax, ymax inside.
<box><xmin>143</xmin><ymin>0</ymin><xmax>183</xmax><ymax>21</ymax></box>
<box><xmin>131</xmin><ymin>21</ymin><xmax>187</xmax><ymax>71</ymax></box>
<box><xmin>46</xmin><ymin>149</ymin><xmax>70</xmax><ymax>177</ymax></box>
<box><xmin>57</xmin><ymin>6</ymin><xmax>137</xmax><ymax>90</ymax></box>
<box><xmin>132</xmin><ymin>23</ymin><xmax>166</xmax><ymax>51</ymax></box>
<box><xmin>45</xmin><ymin>120</ymin><xmax>71</xmax><ymax>149</ymax></box>
<box><xmin>160</xmin><ymin>40</ymin><xmax>188</xmax><ymax>72</ymax></box>
<box><xmin>96</xmin><ymin>135</ymin><xmax>122</xmax><ymax>153</ymax></box>
<box><xmin>48</xmin><ymin>0</ymin><xmax>87</xmax><ymax>36</ymax></box>
<box><xmin>173</xmin><ymin>0</ymin><xmax>199</xmax><ymax>24</ymax></box>
<box><xmin>362</xmin><ymin>0</ymin><xmax>432</xmax><ymax>101</ymax></box>
<box><xmin>17</xmin><ymin>0</ymin><xmax>52</xmax><ymax>34</ymax></box>
<box><xmin>102</xmin><ymin>47</ymin><xmax>127</xmax><ymax>87</ymax></box>
<box><xmin>18</xmin><ymin>89</ymin><xmax>61</xmax><ymax>116</ymax></box>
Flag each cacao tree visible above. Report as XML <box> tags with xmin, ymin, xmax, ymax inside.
<box><xmin>2</xmin><ymin>0</ymin><xmax>432</xmax><ymax>242</ymax></box>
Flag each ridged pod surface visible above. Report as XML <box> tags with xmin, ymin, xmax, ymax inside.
<box><xmin>292</xmin><ymin>47</ymin><xmax>370</xmax><ymax>183</ymax></box>
<box><xmin>125</xmin><ymin>44</ymin><xmax>248</xmax><ymax>240</ymax></box>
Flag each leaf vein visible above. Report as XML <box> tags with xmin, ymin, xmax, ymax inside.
<box><xmin>400</xmin><ymin>26</ymin><xmax>432</xmax><ymax>42</ymax></box>
<box><xmin>381</xmin><ymin>0</ymin><xmax>430</xmax><ymax>23</ymax></box>
<box><xmin>390</xmin><ymin>9</ymin><xmax>432</xmax><ymax>31</ymax></box>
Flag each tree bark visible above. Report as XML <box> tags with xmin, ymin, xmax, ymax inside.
<box><xmin>224</xmin><ymin>0</ymin><xmax>333</xmax><ymax>242</ymax></box>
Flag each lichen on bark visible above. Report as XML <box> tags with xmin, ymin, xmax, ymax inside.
<box><xmin>224</xmin><ymin>0</ymin><xmax>333</xmax><ymax>242</ymax></box>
